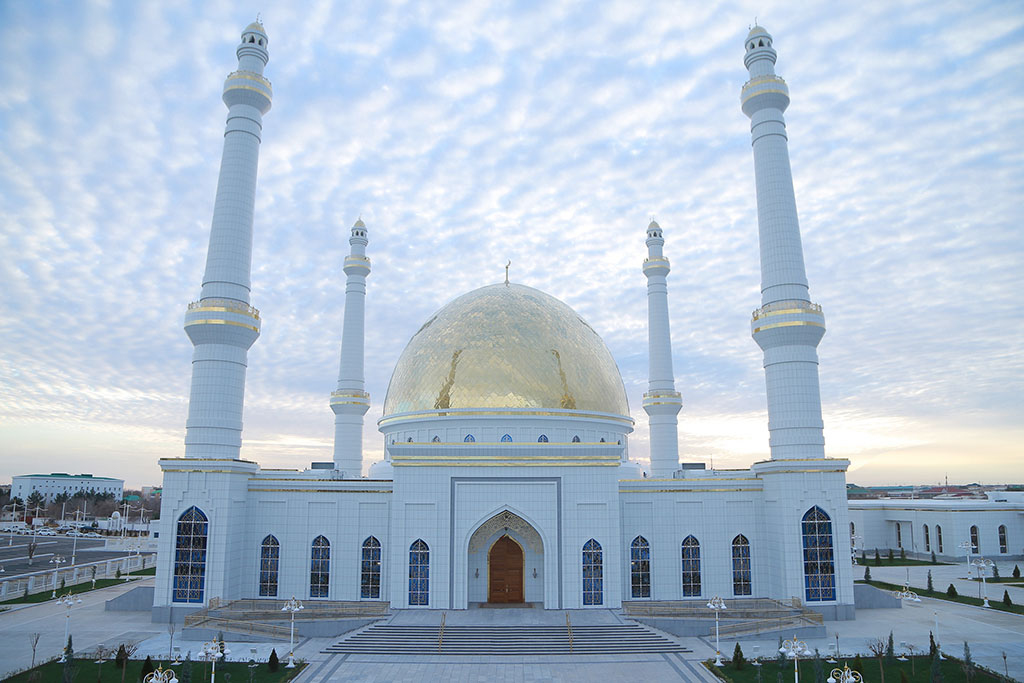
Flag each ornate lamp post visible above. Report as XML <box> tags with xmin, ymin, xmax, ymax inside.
<box><xmin>124</xmin><ymin>542</ymin><xmax>141</xmax><ymax>581</ymax></box>
<box><xmin>932</xmin><ymin>610</ymin><xmax>945</xmax><ymax>660</ymax></box>
<box><xmin>970</xmin><ymin>557</ymin><xmax>994</xmax><ymax>607</ymax></box>
<box><xmin>281</xmin><ymin>596</ymin><xmax>304</xmax><ymax>668</ymax></box>
<box><xmin>706</xmin><ymin>596</ymin><xmax>727</xmax><ymax>666</ymax></box>
<box><xmin>892</xmin><ymin>585</ymin><xmax>922</xmax><ymax>603</ymax></box>
<box><xmin>780</xmin><ymin>634</ymin><xmax>811</xmax><ymax>683</ymax></box>
<box><xmin>56</xmin><ymin>592</ymin><xmax>83</xmax><ymax>662</ymax></box>
<box><xmin>144</xmin><ymin>665</ymin><xmax>179</xmax><ymax>683</ymax></box>
<box><xmin>850</xmin><ymin>535</ymin><xmax>862</xmax><ymax>565</ymax></box>
<box><xmin>49</xmin><ymin>554</ymin><xmax>66</xmax><ymax>598</ymax></box>
<box><xmin>200</xmin><ymin>636</ymin><xmax>230</xmax><ymax>683</ymax></box>
<box><xmin>826</xmin><ymin>664</ymin><xmax>863</xmax><ymax>683</ymax></box>
<box><xmin>958</xmin><ymin>540</ymin><xmax>973</xmax><ymax>579</ymax></box>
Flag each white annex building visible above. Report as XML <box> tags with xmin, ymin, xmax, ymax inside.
<box><xmin>12</xmin><ymin>473</ymin><xmax>124</xmax><ymax>504</ymax></box>
<box><xmin>154</xmin><ymin>22</ymin><xmax>857</xmax><ymax>622</ymax></box>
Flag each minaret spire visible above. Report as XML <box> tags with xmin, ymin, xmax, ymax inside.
<box><xmin>742</xmin><ymin>26</ymin><xmax>827</xmax><ymax>460</ymax></box>
<box><xmin>330</xmin><ymin>218</ymin><xmax>371</xmax><ymax>476</ymax></box>
<box><xmin>182</xmin><ymin>22</ymin><xmax>272</xmax><ymax>459</ymax></box>
<box><xmin>642</xmin><ymin>220</ymin><xmax>683</xmax><ymax>477</ymax></box>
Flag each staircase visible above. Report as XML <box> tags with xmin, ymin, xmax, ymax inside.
<box><xmin>324</xmin><ymin>622</ymin><xmax>688</xmax><ymax>655</ymax></box>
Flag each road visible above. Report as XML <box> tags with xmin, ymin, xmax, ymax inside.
<box><xmin>0</xmin><ymin>532</ymin><xmax>153</xmax><ymax>576</ymax></box>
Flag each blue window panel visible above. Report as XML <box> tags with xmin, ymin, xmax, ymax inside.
<box><xmin>173</xmin><ymin>507</ymin><xmax>208</xmax><ymax>604</ymax></box>
<box><xmin>732</xmin><ymin>534</ymin><xmax>752</xmax><ymax>596</ymax></box>
<box><xmin>310</xmin><ymin>535</ymin><xmax>330</xmax><ymax>598</ymax></box>
<box><xmin>582</xmin><ymin>539</ymin><xmax>603</xmax><ymax>605</ymax></box>
<box><xmin>681</xmin><ymin>535</ymin><xmax>701</xmax><ymax>597</ymax></box>
<box><xmin>361</xmin><ymin>536</ymin><xmax>382</xmax><ymax>599</ymax></box>
<box><xmin>259</xmin><ymin>535</ymin><xmax>280</xmax><ymax>597</ymax></box>
<box><xmin>630</xmin><ymin>536</ymin><xmax>651</xmax><ymax>598</ymax></box>
<box><xmin>409</xmin><ymin>540</ymin><xmax>429</xmax><ymax>605</ymax></box>
<box><xmin>801</xmin><ymin>507</ymin><xmax>836</xmax><ymax>602</ymax></box>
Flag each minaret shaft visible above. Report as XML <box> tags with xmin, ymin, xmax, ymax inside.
<box><xmin>742</xmin><ymin>27</ymin><xmax>826</xmax><ymax>460</ymax></box>
<box><xmin>331</xmin><ymin>221</ymin><xmax>371</xmax><ymax>476</ymax></box>
<box><xmin>183</xmin><ymin>23</ymin><xmax>272</xmax><ymax>460</ymax></box>
<box><xmin>642</xmin><ymin>221</ymin><xmax>682</xmax><ymax>477</ymax></box>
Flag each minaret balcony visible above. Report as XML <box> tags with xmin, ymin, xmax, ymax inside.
<box><xmin>331</xmin><ymin>390</ymin><xmax>371</xmax><ymax>414</ymax></box>
<box><xmin>343</xmin><ymin>255</ymin><xmax>371</xmax><ymax>275</ymax></box>
<box><xmin>741</xmin><ymin>74</ymin><xmax>789</xmax><ymax>116</ymax></box>
<box><xmin>751</xmin><ymin>299</ymin><xmax>825</xmax><ymax>349</ymax></box>
<box><xmin>642</xmin><ymin>390</ymin><xmax>682</xmax><ymax>415</ymax></box>
<box><xmin>223</xmin><ymin>70</ymin><xmax>272</xmax><ymax>112</ymax></box>
<box><xmin>184</xmin><ymin>299</ymin><xmax>261</xmax><ymax>348</ymax></box>
<box><xmin>642</xmin><ymin>257</ymin><xmax>670</xmax><ymax>275</ymax></box>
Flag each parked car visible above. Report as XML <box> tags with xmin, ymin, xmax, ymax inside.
<box><xmin>84</xmin><ymin>531</ymin><xmax>102</xmax><ymax>538</ymax></box>
<box><xmin>37</xmin><ymin>529</ymin><xmax>57</xmax><ymax>536</ymax></box>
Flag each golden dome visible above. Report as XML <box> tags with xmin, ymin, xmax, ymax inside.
<box><xmin>383</xmin><ymin>284</ymin><xmax>629</xmax><ymax>418</ymax></box>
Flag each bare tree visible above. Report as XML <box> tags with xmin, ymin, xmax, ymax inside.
<box><xmin>27</xmin><ymin>540</ymin><xmax>37</xmax><ymax>566</ymax></box>
<box><xmin>29</xmin><ymin>633</ymin><xmax>41</xmax><ymax>667</ymax></box>
<box><xmin>867</xmin><ymin>637</ymin><xmax>888</xmax><ymax>683</ymax></box>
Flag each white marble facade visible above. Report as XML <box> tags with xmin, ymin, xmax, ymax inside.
<box><xmin>154</xmin><ymin>22</ymin><xmax>856</xmax><ymax>623</ymax></box>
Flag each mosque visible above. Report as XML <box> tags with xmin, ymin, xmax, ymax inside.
<box><xmin>153</xmin><ymin>21</ymin><xmax>855</xmax><ymax>622</ymax></box>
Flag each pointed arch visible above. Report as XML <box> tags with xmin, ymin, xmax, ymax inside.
<box><xmin>999</xmin><ymin>525</ymin><xmax>1008</xmax><ymax>553</ymax></box>
<box><xmin>259</xmin><ymin>534</ymin><xmax>280</xmax><ymax>597</ymax></box>
<box><xmin>173</xmin><ymin>506</ymin><xmax>208</xmax><ymax>603</ymax></box>
<box><xmin>572</xmin><ymin>435</ymin><xmax>581</xmax><ymax>443</ymax></box>
<box><xmin>970</xmin><ymin>525</ymin><xmax>980</xmax><ymax>553</ymax></box>
<box><xmin>801</xmin><ymin>506</ymin><xmax>836</xmax><ymax>602</ymax></box>
<box><xmin>630</xmin><ymin>536</ymin><xmax>651</xmax><ymax>598</ymax></box>
<box><xmin>464</xmin><ymin>434</ymin><xmax>475</xmax><ymax>442</ymax></box>
<box><xmin>582</xmin><ymin>539</ymin><xmax>603</xmax><ymax>605</ymax></box>
<box><xmin>731</xmin><ymin>534</ymin><xmax>752</xmax><ymax>596</ymax></box>
<box><xmin>361</xmin><ymin>536</ymin><xmax>382</xmax><ymax>599</ymax></box>
<box><xmin>924</xmin><ymin>524</ymin><xmax>930</xmax><ymax>552</ymax></box>
<box><xmin>681</xmin><ymin>535</ymin><xmax>701</xmax><ymax>597</ymax></box>
<box><xmin>537</xmin><ymin>434</ymin><xmax>549</xmax><ymax>443</ymax></box>
<box><xmin>501</xmin><ymin>434</ymin><xmax>512</xmax><ymax>442</ymax></box>
<box><xmin>310</xmin><ymin>535</ymin><xmax>330</xmax><ymax>598</ymax></box>
<box><xmin>409</xmin><ymin>539</ymin><xmax>429</xmax><ymax>605</ymax></box>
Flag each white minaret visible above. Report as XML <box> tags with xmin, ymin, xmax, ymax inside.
<box><xmin>330</xmin><ymin>219</ymin><xmax>371</xmax><ymax>476</ymax></box>
<box><xmin>642</xmin><ymin>220</ymin><xmax>683</xmax><ymax>477</ymax></box>
<box><xmin>742</xmin><ymin>26</ymin><xmax>827</xmax><ymax>460</ymax></box>
<box><xmin>182</xmin><ymin>22</ymin><xmax>272</xmax><ymax>459</ymax></box>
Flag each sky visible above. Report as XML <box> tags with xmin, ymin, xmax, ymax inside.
<box><xmin>1</xmin><ymin>0</ymin><xmax>1022</xmax><ymax>489</ymax></box>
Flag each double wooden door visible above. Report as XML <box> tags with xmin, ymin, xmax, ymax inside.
<box><xmin>488</xmin><ymin>535</ymin><xmax>524</xmax><ymax>603</ymax></box>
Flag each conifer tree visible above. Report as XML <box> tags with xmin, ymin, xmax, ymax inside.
<box><xmin>886</xmin><ymin>631</ymin><xmax>896</xmax><ymax>664</ymax></box>
<box><xmin>946</xmin><ymin>583</ymin><xmax>958</xmax><ymax>597</ymax></box>
<box><xmin>141</xmin><ymin>655</ymin><xmax>155</xmax><ymax>679</ymax></box>
<box><xmin>900</xmin><ymin>547</ymin><xmax>906</xmax><ymax>560</ymax></box>
<box><xmin>888</xmin><ymin>548</ymin><xmax>895</xmax><ymax>561</ymax></box>
<box><xmin>992</xmin><ymin>564</ymin><xmax>1000</xmax><ymax>579</ymax></box>
<box><xmin>268</xmin><ymin>648</ymin><xmax>279</xmax><ymax>672</ymax></box>
<box><xmin>1013</xmin><ymin>564</ymin><xmax>1021</xmax><ymax>579</ymax></box>
<box><xmin>733</xmin><ymin>642</ymin><xmax>746</xmax><ymax>670</ymax></box>
<box><xmin>874</xmin><ymin>549</ymin><xmax>881</xmax><ymax>566</ymax></box>
<box><xmin>1004</xmin><ymin>589</ymin><xmax>1013</xmax><ymax>606</ymax></box>
<box><xmin>62</xmin><ymin>635</ymin><xmax>74</xmax><ymax>683</ymax></box>
<box><xmin>962</xmin><ymin>642</ymin><xmax>974</xmax><ymax>681</ymax></box>
<box><xmin>927</xmin><ymin>570</ymin><xmax>933</xmax><ymax>592</ymax></box>
<box><xmin>929</xmin><ymin>651</ymin><xmax>943</xmax><ymax>682</ymax></box>
<box><xmin>864</xmin><ymin>566</ymin><xmax>871</xmax><ymax>581</ymax></box>
<box><xmin>182</xmin><ymin>653</ymin><xmax>192</xmax><ymax>683</ymax></box>
<box><xmin>928</xmin><ymin>631</ymin><xmax>937</xmax><ymax>658</ymax></box>
<box><xmin>931</xmin><ymin>551</ymin><xmax>937</xmax><ymax>564</ymax></box>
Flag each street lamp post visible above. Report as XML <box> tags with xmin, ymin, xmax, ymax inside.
<box><xmin>932</xmin><ymin>610</ymin><xmax>945</xmax><ymax>660</ymax></box>
<box><xmin>826</xmin><ymin>664</ymin><xmax>863</xmax><ymax>683</ymax></box>
<box><xmin>970</xmin><ymin>557</ymin><xmax>994</xmax><ymax>607</ymax></box>
<box><xmin>200</xmin><ymin>636</ymin><xmax>230</xmax><ymax>683</ymax></box>
<box><xmin>281</xmin><ymin>596</ymin><xmax>304</xmax><ymax>668</ymax></box>
<box><xmin>144</xmin><ymin>665</ymin><xmax>179</xmax><ymax>683</ymax></box>
<box><xmin>56</xmin><ymin>592</ymin><xmax>83</xmax><ymax>662</ymax></box>
<box><xmin>50</xmin><ymin>554</ymin><xmax>67</xmax><ymax>598</ymax></box>
<box><xmin>780</xmin><ymin>634</ymin><xmax>811</xmax><ymax>683</ymax></box>
<box><xmin>958</xmin><ymin>540</ymin><xmax>973</xmax><ymax>579</ymax></box>
<box><xmin>706</xmin><ymin>596</ymin><xmax>727</xmax><ymax>666</ymax></box>
<box><xmin>850</xmin><ymin>535</ymin><xmax>863</xmax><ymax>565</ymax></box>
<box><xmin>124</xmin><ymin>543</ymin><xmax>141</xmax><ymax>581</ymax></box>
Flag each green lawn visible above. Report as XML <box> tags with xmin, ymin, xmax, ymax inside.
<box><xmin>857</xmin><ymin>579</ymin><xmax>1024</xmax><ymax>615</ymax></box>
<box><xmin>3</xmin><ymin>657</ymin><xmax>305</xmax><ymax>683</ymax></box>
<box><xmin>707</xmin><ymin>655</ymin><xmax>1007</xmax><ymax>682</ymax></box>
<box><xmin>858</xmin><ymin>556</ymin><xmax>950</xmax><ymax>567</ymax></box>
<box><xmin>969</xmin><ymin>575</ymin><xmax>1023</xmax><ymax>583</ymax></box>
<box><xmin>1</xmin><ymin>567</ymin><xmax>156</xmax><ymax>605</ymax></box>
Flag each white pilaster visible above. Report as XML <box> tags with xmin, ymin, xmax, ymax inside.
<box><xmin>331</xmin><ymin>219</ymin><xmax>371</xmax><ymax>476</ymax></box>
<box><xmin>742</xmin><ymin>26</ymin><xmax>827</xmax><ymax>461</ymax></box>
<box><xmin>642</xmin><ymin>221</ymin><xmax>682</xmax><ymax>477</ymax></box>
<box><xmin>183</xmin><ymin>22</ymin><xmax>272</xmax><ymax>460</ymax></box>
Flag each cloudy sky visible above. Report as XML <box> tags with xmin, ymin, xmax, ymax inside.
<box><xmin>1</xmin><ymin>0</ymin><xmax>1022</xmax><ymax>489</ymax></box>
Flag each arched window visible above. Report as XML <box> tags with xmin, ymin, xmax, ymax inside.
<box><xmin>361</xmin><ymin>536</ymin><xmax>382</xmax><ymax>598</ymax></box>
<box><xmin>583</xmin><ymin>539</ymin><xmax>603</xmax><ymax>605</ymax></box>
<box><xmin>896</xmin><ymin>522</ymin><xmax>903</xmax><ymax>548</ymax></box>
<box><xmin>681</xmin><ymin>535</ymin><xmax>701</xmax><ymax>597</ymax></box>
<box><xmin>599</xmin><ymin>438</ymin><xmax>605</xmax><ymax>443</ymax></box>
<box><xmin>923</xmin><ymin>524</ymin><xmax>930</xmax><ymax>552</ymax></box>
<box><xmin>572</xmin><ymin>435</ymin><xmax>581</xmax><ymax>443</ymax></box>
<box><xmin>936</xmin><ymin>525</ymin><xmax>943</xmax><ymax>553</ymax></box>
<box><xmin>801</xmin><ymin>507</ymin><xmax>836</xmax><ymax>602</ymax></box>
<box><xmin>970</xmin><ymin>525</ymin><xmax>979</xmax><ymax>553</ymax></box>
<box><xmin>259</xmin><ymin>535</ymin><xmax>280</xmax><ymax>597</ymax></box>
<box><xmin>173</xmin><ymin>506</ymin><xmax>208</xmax><ymax>603</ymax></box>
<box><xmin>501</xmin><ymin>434</ymin><xmax>512</xmax><ymax>442</ymax></box>
<box><xmin>310</xmin><ymin>535</ymin><xmax>330</xmax><ymax>598</ymax></box>
<box><xmin>731</xmin><ymin>535</ymin><xmax>752</xmax><ymax>596</ymax></box>
<box><xmin>999</xmin><ymin>525</ymin><xmax>1008</xmax><ymax>554</ymax></box>
<box><xmin>464</xmin><ymin>434</ymin><xmax>475</xmax><ymax>443</ymax></box>
<box><xmin>409</xmin><ymin>540</ymin><xmax>429</xmax><ymax>605</ymax></box>
<box><xmin>538</xmin><ymin>434</ymin><xmax>549</xmax><ymax>443</ymax></box>
<box><xmin>850</xmin><ymin>521</ymin><xmax>855</xmax><ymax>538</ymax></box>
<box><xmin>630</xmin><ymin>536</ymin><xmax>651</xmax><ymax>598</ymax></box>
<box><xmin>431</xmin><ymin>435</ymin><xmax>440</xmax><ymax>442</ymax></box>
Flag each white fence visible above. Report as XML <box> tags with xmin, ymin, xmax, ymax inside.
<box><xmin>0</xmin><ymin>554</ymin><xmax>157</xmax><ymax>600</ymax></box>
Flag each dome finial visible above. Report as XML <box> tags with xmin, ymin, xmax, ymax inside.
<box><xmin>504</xmin><ymin>260</ymin><xmax>511</xmax><ymax>286</ymax></box>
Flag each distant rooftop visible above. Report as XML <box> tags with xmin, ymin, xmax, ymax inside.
<box><xmin>16</xmin><ymin>473</ymin><xmax>122</xmax><ymax>482</ymax></box>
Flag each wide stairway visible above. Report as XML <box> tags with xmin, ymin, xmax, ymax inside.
<box><xmin>324</xmin><ymin>621</ymin><xmax>688</xmax><ymax>655</ymax></box>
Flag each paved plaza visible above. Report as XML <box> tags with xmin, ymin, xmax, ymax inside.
<box><xmin>0</xmin><ymin>566</ymin><xmax>1021</xmax><ymax>682</ymax></box>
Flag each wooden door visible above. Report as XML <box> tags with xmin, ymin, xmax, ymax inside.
<box><xmin>488</xmin><ymin>535</ymin><xmax>524</xmax><ymax>603</ymax></box>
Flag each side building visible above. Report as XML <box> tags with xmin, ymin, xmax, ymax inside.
<box><xmin>12</xmin><ymin>473</ymin><xmax>124</xmax><ymax>504</ymax></box>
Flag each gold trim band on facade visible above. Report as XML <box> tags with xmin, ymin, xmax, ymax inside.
<box><xmin>223</xmin><ymin>83</ymin><xmax>273</xmax><ymax>98</ymax></box>
<box><xmin>226</xmin><ymin>70</ymin><xmax>272</xmax><ymax>89</ymax></box>
<box><xmin>188</xmin><ymin>306</ymin><xmax>261</xmax><ymax>320</ymax></box>
<box><xmin>184</xmin><ymin>319</ymin><xmax>260</xmax><ymax>332</ymax></box>
<box><xmin>330</xmin><ymin>400</ymin><xmax>371</xmax><ymax>406</ymax></box>
<box><xmin>620</xmin><ymin>488</ymin><xmax>762</xmax><ymax>493</ymax></box>
<box><xmin>396</xmin><ymin>442</ymin><xmax>617</xmax><ymax>447</ymax></box>
<box><xmin>248</xmin><ymin>488</ymin><xmax>392</xmax><ymax>494</ymax></box>
<box><xmin>380</xmin><ymin>409</ymin><xmax>634</xmax><ymax>426</ymax></box>
<box><xmin>392</xmin><ymin>454</ymin><xmax>620</xmax><ymax>460</ymax></box>
<box><xmin>742</xmin><ymin>88</ymin><xmax>789</xmax><ymax>105</ymax></box>
<box><xmin>752</xmin><ymin>307</ymin><xmax>822</xmax><ymax>320</ymax></box>
<box><xmin>392</xmin><ymin>461</ymin><xmax>620</xmax><ymax>467</ymax></box>
<box><xmin>752</xmin><ymin>320</ymin><xmax>825</xmax><ymax>334</ymax></box>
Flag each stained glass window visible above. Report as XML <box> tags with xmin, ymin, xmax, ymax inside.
<box><xmin>923</xmin><ymin>524</ymin><xmax>930</xmax><ymax>552</ymax></box>
<box><xmin>173</xmin><ymin>506</ymin><xmax>208</xmax><ymax>603</ymax></box>
<box><xmin>999</xmin><ymin>525</ymin><xmax>1008</xmax><ymax>554</ymax></box>
<box><xmin>538</xmin><ymin>434</ymin><xmax>549</xmax><ymax>442</ymax></box>
<box><xmin>732</xmin><ymin>534</ymin><xmax>752</xmax><ymax>596</ymax></box>
<box><xmin>630</xmin><ymin>536</ymin><xmax>650</xmax><ymax>598</ymax></box>
<box><xmin>681</xmin><ymin>535</ymin><xmax>701</xmax><ymax>597</ymax></box>
<box><xmin>409</xmin><ymin>539</ymin><xmax>429</xmax><ymax>605</ymax></box>
<box><xmin>464</xmin><ymin>434</ymin><xmax>475</xmax><ymax>442</ymax></box>
<box><xmin>259</xmin><ymin>535</ymin><xmax>279</xmax><ymax>597</ymax></box>
<box><xmin>970</xmin><ymin>525</ymin><xmax>979</xmax><ymax>553</ymax></box>
<box><xmin>501</xmin><ymin>434</ymin><xmax>512</xmax><ymax>442</ymax></box>
<box><xmin>582</xmin><ymin>539</ymin><xmax>603</xmax><ymax>605</ymax></box>
<box><xmin>896</xmin><ymin>522</ymin><xmax>902</xmax><ymax>548</ymax></box>
<box><xmin>572</xmin><ymin>435</ymin><xmax>580</xmax><ymax>443</ymax></box>
<box><xmin>801</xmin><ymin>506</ymin><xmax>836</xmax><ymax>602</ymax></box>
<box><xmin>310</xmin><ymin>535</ymin><xmax>330</xmax><ymax>598</ymax></box>
<box><xmin>936</xmin><ymin>525</ymin><xmax>943</xmax><ymax>553</ymax></box>
<box><xmin>361</xmin><ymin>536</ymin><xmax>381</xmax><ymax>599</ymax></box>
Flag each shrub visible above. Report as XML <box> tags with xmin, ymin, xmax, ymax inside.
<box><xmin>854</xmin><ymin>654</ymin><xmax>865</xmax><ymax>674</ymax></box>
<box><xmin>874</xmin><ymin>549</ymin><xmax>881</xmax><ymax>566</ymax></box>
<box><xmin>899</xmin><ymin>547</ymin><xmax>906</xmax><ymax>560</ymax></box>
<box><xmin>115</xmin><ymin>644</ymin><xmax>128</xmax><ymax>669</ymax></box>
<box><xmin>115</xmin><ymin>568</ymin><xmax>121</xmax><ymax>579</ymax></box>
<box><xmin>928</xmin><ymin>631</ymin><xmax>937</xmax><ymax>657</ymax></box>
<box><xmin>962</xmin><ymin>642</ymin><xmax>974</xmax><ymax>681</ymax></box>
<box><xmin>1014</xmin><ymin>564</ymin><xmax>1021</xmax><ymax>579</ymax></box>
<box><xmin>733</xmin><ymin>642</ymin><xmax>746</xmax><ymax>670</ymax></box>
<box><xmin>946</xmin><ymin>584</ymin><xmax>958</xmax><ymax>597</ymax></box>
<box><xmin>992</xmin><ymin>564</ymin><xmax>1000</xmax><ymax>579</ymax></box>
<box><xmin>930</xmin><ymin>651</ymin><xmax>944</xmax><ymax>682</ymax></box>
<box><xmin>927</xmin><ymin>570</ymin><xmax>934</xmax><ymax>592</ymax></box>
<box><xmin>861</xmin><ymin>550</ymin><xmax>866</xmax><ymax>562</ymax></box>
<box><xmin>141</xmin><ymin>655</ymin><xmax>155</xmax><ymax>679</ymax></box>
<box><xmin>888</xmin><ymin>548</ymin><xmax>895</xmax><ymax>561</ymax></box>
<box><xmin>268</xmin><ymin>648</ymin><xmax>279</xmax><ymax>672</ymax></box>
<box><xmin>931</xmin><ymin>551</ymin><xmax>937</xmax><ymax>564</ymax></box>
<box><xmin>864</xmin><ymin>566</ymin><xmax>871</xmax><ymax>581</ymax></box>
<box><xmin>886</xmin><ymin>631</ymin><xmax>896</xmax><ymax>664</ymax></box>
<box><xmin>1004</xmin><ymin>590</ymin><xmax>1013</xmax><ymax>607</ymax></box>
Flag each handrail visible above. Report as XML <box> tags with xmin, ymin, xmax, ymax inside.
<box><xmin>566</xmin><ymin>612</ymin><xmax>573</xmax><ymax>653</ymax></box>
<box><xmin>438</xmin><ymin>612</ymin><xmax>446</xmax><ymax>653</ymax></box>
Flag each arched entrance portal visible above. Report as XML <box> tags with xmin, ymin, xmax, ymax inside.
<box><xmin>488</xmin><ymin>535</ymin><xmax>524</xmax><ymax>603</ymax></box>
